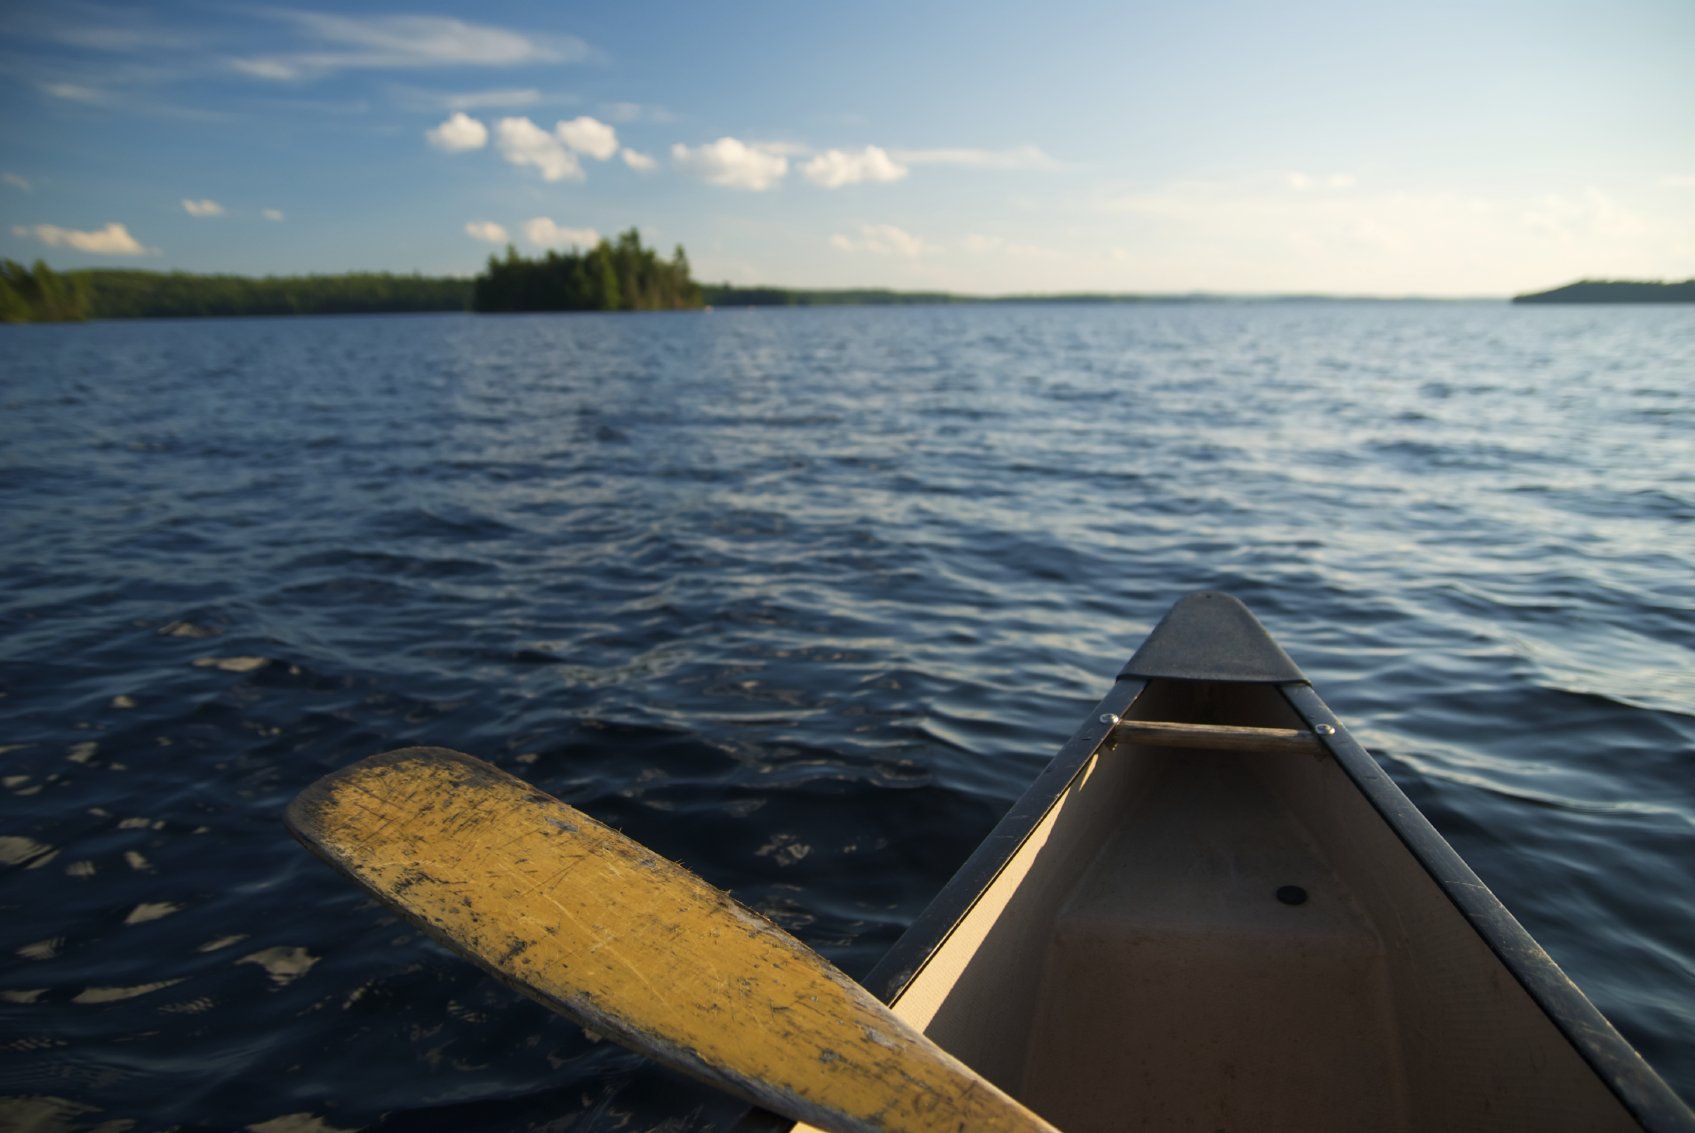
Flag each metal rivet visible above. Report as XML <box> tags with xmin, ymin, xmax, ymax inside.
<box><xmin>1315</xmin><ymin>724</ymin><xmax>1336</xmax><ymax>736</ymax></box>
<box><xmin>1099</xmin><ymin>713</ymin><xmax>1120</xmax><ymax>727</ymax></box>
<box><xmin>1276</xmin><ymin>885</ymin><xmax>1308</xmax><ymax>906</ymax></box>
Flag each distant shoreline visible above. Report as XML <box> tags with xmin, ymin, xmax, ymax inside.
<box><xmin>1511</xmin><ymin>279</ymin><xmax>1695</xmax><ymax>304</ymax></box>
<box><xmin>11</xmin><ymin>267</ymin><xmax>1508</xmax><ymax>322</ymax></box>
<box><xmin>700</xmin><ymin>288</ymin><xmax>1490</xmax><ymax>308</ymax></box>
<box><xmin>9</xmin><ymin>268</ymin><xmax>1692</xmax><ymax>322</ymax></box>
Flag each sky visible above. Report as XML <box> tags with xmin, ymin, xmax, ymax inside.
<box><xmin>0</xmin><ymin>0</ymin><xmax>1691</xmax><ymax>296</ymax></box>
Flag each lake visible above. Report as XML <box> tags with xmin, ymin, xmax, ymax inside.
<box><xmin>2</xmin><ymin>302</ymin><xmax>1691</xmax><ymax>1129</ymax></box>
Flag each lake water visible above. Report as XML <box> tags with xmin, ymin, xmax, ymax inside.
<box><xmin>2</xmin><ymin>302</ymin><xmax>1691</xmax><ymax>1130</ymax></box>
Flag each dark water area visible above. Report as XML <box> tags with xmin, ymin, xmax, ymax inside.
<box><xmin>2</xmin><ymin>303</ymin><xmax>1691</xmax><ymax>1130</ymax></box>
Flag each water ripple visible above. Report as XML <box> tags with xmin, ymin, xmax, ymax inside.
<box><xmin>1</xmin><ymin>303</ymin><xmax>1691</xmax><ymax>1126</ymax></box>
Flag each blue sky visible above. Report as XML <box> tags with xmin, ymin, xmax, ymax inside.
<box><xmin>1</xmin><ymin>0</ymin><xmax>1690</xmax><ymax>294</ymax></box>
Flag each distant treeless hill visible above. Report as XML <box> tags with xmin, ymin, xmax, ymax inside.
<box><xmin>1512</xmin><ymin>279</ymin><xmax>1695</xmax><ymax>304</ymax></box>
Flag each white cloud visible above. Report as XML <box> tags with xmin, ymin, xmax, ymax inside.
<box><xmin>390</xmin><ymin>85</ymin><xmax>545</xmax><ymax>112</ymax></box>
<box><xmin>2</xmin><ymin>173</ymin><xmax>30</xmax><ymax>191</ymax></box>
<box><xmin>1660</xmin><ymin>175</ymin><xmax>1695</xmax><ymax>189</ymax></box>
<box><xmin>525</xmin><ymin>217</ymin><xmax>599</xmax><ymax>248</ymax></box>
<box><xmin>890</xmin><ymin>145</ymin><xmax>1058</xmax><ymax>171</ymax></box>
<box><xmin>181</xmin><ymin>198</ymin><xmax>224</xmax><ymax>217</ymax></box>
<box><xmin>671</xmin><ymin>137</ymin><xmax>789</xmax><ymax>190</ymax></box>
<box><xmin>28</xmin><ymin>66</ymin><xmax>220</xmax><ymax>119</ymax></box>
<box><xmin>41</xmin><ymin>81</ymin><xmax>108</xmax><ymax>104</ymax></box>
<box><xmin>231</xmin><ymin>13</ymin><xmax>589</xmax><ymax>81</ymax></box>
<box><xmin>496</xmin><ymin>116</ymin><xmax>582</xmax><ymax>182</ymax></box>
<box><xmin>802</xmin><ymin>146</ymin><xmax>908</xmax><ymax>188</ymax></box>
<box><xmin>262</xmin><ymin>208</ymin><xmax>284</xmax><ymax>222</ymax></box>
<box><xmin>621</xmin><ymin>148</ymin><xmax>657</xmax><ymax>172</ymax></box>
<box><xmin>829</xmin><ymin>223</ymin><xmax>931</xmax><ymax>257</ymax></box>
<box><xmin>1522</xmin><ymin>188</ymin><xmax>1649</xmax><ymax>241</ymax></box>
<box><xmin>426</xmin><ymin>111</ymin><xmax>488</xmax><ymax>152</ymax></box>
<box><xmin>465</xmin><ymin>220</ymin><xmax>508</xmax><ymax>243</ymax></box>
<box><xmin>557</xmin><ymin>116</ymin><xmax>618</xmax><ymax>161</ymax></box>
<box><xmin>12</xmin><ymin>221</ymin><xmax>153</xmax><ymax>256</ymax></box>
<box><xmin>228</xmin><ymin>58</ymin><xmax>300</xmax><ymax>80</ymax></box>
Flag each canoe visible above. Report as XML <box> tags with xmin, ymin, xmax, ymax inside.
<box><xmin>732</xmin><ymin>592</ymin><xmax>1693</xmax><ymax>1133</ymax></box>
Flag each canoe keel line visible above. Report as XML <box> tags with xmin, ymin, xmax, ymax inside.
<box><xmin>288</xmin><ymin>592</ymin><xmax>1693</xmax><ymax>1133</ymax></box>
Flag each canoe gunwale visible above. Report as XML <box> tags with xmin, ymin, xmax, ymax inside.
<box><xmin>1286</xmin><ymin>682</ymin><xmax>1695</xmax><ymax>1133</ymax></box>
<box><xmin>728</xmin><ymin>675</ymin><xmax>1146</xmax><ymax>1133</ymax></box>
<box><xmin>856</xmin><ymin>676</ymin><xmax>1148</xmax><ymax>1006</ymax></box>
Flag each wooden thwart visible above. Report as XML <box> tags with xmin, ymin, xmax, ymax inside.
<box><xmin>286</xmin><ymin>747</ymin><xmax>1058</xmax><ymax>1133</ymax></box>
<box><xmin>1116</xmin><ymin>719</ymin><xmax>1326</xmax><ymax>754</ymax></box>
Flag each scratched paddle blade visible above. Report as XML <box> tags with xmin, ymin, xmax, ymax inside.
<box><xmin>286</xmin><ymin>747</ymin><xmax>1058</xmax><ymax>1133</ymax></box>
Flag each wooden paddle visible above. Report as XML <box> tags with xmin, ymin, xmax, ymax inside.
<box><xmin>286</xmin><ymin>747</ymin><xmax>1059</xmax><ymax>1133</ymax></box>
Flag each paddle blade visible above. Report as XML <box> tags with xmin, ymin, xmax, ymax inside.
<box><xmin>286</xmin><ymin>748</ymin><xmax>1058</xmax><ymax>1133</ymax></box>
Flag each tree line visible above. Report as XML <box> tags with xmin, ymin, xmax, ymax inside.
<box><xmin>0</xmin><ymin>260</ymin><xmax>472</xmax><ymax>322</ymax></box>
<box><xmin>27</xmin><ymin>247</ymin><xmax>1595</xmax><ymax>324</ymax></box>
<box><xmin>471</xmin><ymin>229</ymin><xmax>701</xmax><ymax>312</ymax></box>
<box><xmin>1512</xmin><ymin>279</ymin><xmax>1695</xmax><ymax>304</ymax></box>
<box><xmin>2</xmin><ymin>229</ymin><xmax>708</xmax><ymax>323</ymax></box>
<box><xmin>1</xmin><ymin>260</ymin><xmax>91</xmax><ymax>322</ymax></box>
<box><xmin>77</xmin><ymin>270</ymin><xmax>471</xmax><ymax>318</ymax></box>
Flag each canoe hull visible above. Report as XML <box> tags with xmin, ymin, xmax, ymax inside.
<box><xmin>734</xmin><ymin>594</ymin><xmax>1692</xmax><ymax>1133</ymax></box>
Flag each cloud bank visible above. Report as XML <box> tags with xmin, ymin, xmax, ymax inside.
<box><xmin>427</xmin><ymin>111</ymin><xmax>488</xmax><ymax>152</ymax></box>
<box><xmin>230</xmin><ymin>12</ymin><xmax>589</xmax><ymax>82</ymax></box>
<box><xmin>525</xmin><ymin>217</ymin><xmax>599</xmax><ymax>248</ymax></box>
<box><xmin>464</xmin><ymin>221</ymin><xmax>508</xmax><ymax>243</ymax></box>
<box><xmin>496</xmin><ymin>116</ymin><xmax>583</xmax><ymax>182</ymax></box>
<box><xmin>829</xmin><ymin>223</ymin><xmax>930</xmax><ymax>257</ymax></box>
<box><xmin>671</xmin><ymin>138</ymin><xmax>789</xmax><ymax>190</ymax></box>
<box><xmin>12</xmin><ymin>222</ymin><xmax>152</xmax><ymax>255</ymax></box>
<box><xmin>557</xmin><ymin>116</ymin><xmax>618</xmax><ymax>161</ymax></box>
<box><xmin>432</xmin><ymin>87</ymin><xmax>542</xmax><ymax>111</ymax></box>
<box><xmin>802</xmin><ymin>146</ymin><xmax>907</xmax><ymax>188</ymax></box>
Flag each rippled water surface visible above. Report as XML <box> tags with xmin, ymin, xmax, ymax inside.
<box><xmin>3</xmin><ymin>303</ymin><xmax>1692</xmax><ymax>1130</ymax></box>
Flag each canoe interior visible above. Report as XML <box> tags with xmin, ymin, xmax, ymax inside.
<box><xmin>787</xmin><ymin>678</ymin><xmax>1640</xmax><ymax>1133</ymax></box>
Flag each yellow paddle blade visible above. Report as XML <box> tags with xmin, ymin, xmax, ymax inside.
<box><xmin>286</xmin><ymin>747</ymin><xmax>1059</xmax><ymax>1133</ymax></box>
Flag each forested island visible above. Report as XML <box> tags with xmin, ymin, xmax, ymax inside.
<box><xmin>1513</xmin><ymin>279</ymin><xmax>1695</xmax><ymax>303</ymax></box>
<box><xmin>472</xmin><ymin>229</ymin><xmax>700</xmax><ymax>311</ymax></box>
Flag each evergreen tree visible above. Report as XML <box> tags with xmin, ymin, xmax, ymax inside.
<box><xmin>0</xmin><ymin>259</ymin><xmax>90</xmax><ymax>322</ymax></box>
<box><xmin>468</xmin><ymin>229</ymin><xmax>699</xmax><ymax>313</ymax></box>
